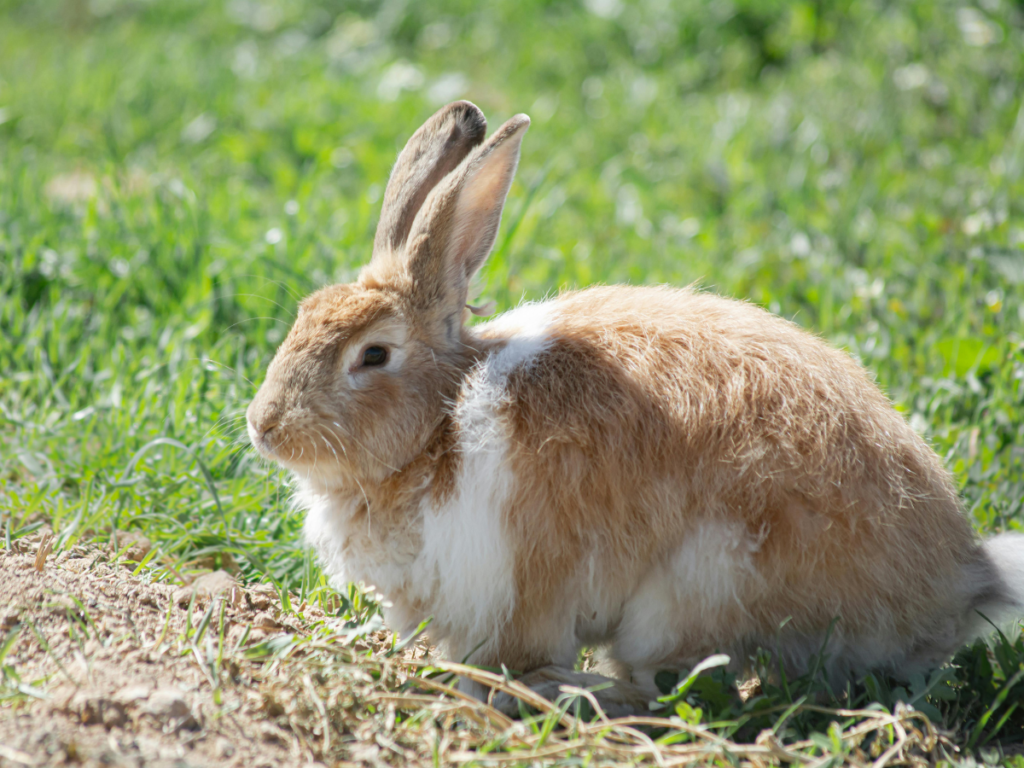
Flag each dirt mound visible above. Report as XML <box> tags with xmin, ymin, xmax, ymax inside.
<box><xmin>0</xmin><ymin>537</ymin><xmax>428</xmax><ymax>767</ymax></box>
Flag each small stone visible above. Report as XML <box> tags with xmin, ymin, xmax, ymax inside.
<box><xmin>113</xmin><ymin>683</ymin><xmax>152</xmax><ymax>705</ymax></box>
<box><xmin>69</xmin><ymin>689</ymin><xmax>105</xmax><ymax>724</ymax></box>
<box><xmin>102</xmin><ymin>701</ymin><xmax>127</xmax><ymax>728</ymax></box>
<box><xmin>173</xmin><ymin>569</ymin><xmax>239</xmax><ymax>607</ymax></box>
<box><xmin>192</xmin><ymin>569</ymin><xmax>237</xmax><ymax>594</ymax></box>
<box><xmin>247</xmin><ymin>583</ymin><xmax>276</xmax><ymax>611</ymax></box>
<box><xmin>184</xmin><ymin>552</ymin><xmax>240</xmax><ymax>575</ymax></box>
<box><xmin>114</xmin><ymin>531</ymin><xmax>152</xmax><ymax>563</ymax></box>
<box><xmin>215</xmin><ymin>737</ymin><xmax>236</xmax><ymax>758</ymax></box>
<box><xmin>252</xmin><ymin>613</ymin><xmax>282</xmax><ymax>631</ymax></box>
<box><xmin>144</xmin><ymin>688</ymin><xmax>191</xmax><ymax>722</ymax></box>
<box><xmin>69</xmin><ymin>689</ymin><xmax>126</xmax><ymax>729</ymax></box>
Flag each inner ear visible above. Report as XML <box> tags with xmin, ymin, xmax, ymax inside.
<box><xmin>402</xmin><ymin>113</ymin><xmax>530</xmax><ymax>314</ymax></box>
<box><xmin>443</xmin><ymin>122</ymin><xmax>528</xmax><ymax>288</ymax></box>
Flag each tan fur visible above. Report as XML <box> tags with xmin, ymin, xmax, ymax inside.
<box><xmin>489</xmin><ymin>287</ymin><xmax>982</xmax><ymax>675</ymax></box>
<box><xmin>249</xmin><ymin>102</ymin><xmax>1020</xmax><ymax>711</ymax></box>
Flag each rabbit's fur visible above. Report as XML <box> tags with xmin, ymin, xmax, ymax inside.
<box><xmin>248</xmin><ymin>101</ymin><xmax>1023</xmax><ymax>711</ymax></box>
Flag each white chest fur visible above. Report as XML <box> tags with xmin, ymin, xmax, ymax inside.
<box><xmin>302</xmin><ymin>301</ymin><xmax>557</xmax><ymax>655</ymax></box>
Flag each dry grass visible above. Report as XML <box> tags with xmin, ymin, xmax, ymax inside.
<box><xmin>1</xmin><ymin>532</ymin><xmax>978</xmax><ymax>767</ymax></box>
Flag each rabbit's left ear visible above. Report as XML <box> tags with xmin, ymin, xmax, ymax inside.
<box><xmin>373</xmin><ymin>101</ymin><xmax>488</xmax><ymax>259</ymax></box>
<box><xmin>402</xmin><ymin>113</ymin><xmax>530</xmax><ymax>313</ymax></box>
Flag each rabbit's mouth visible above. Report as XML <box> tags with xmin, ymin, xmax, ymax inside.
<box><xmin>247</xmin><ymin>415</ymin><xmax>352</xmax><ymax>480</ymax></box>
<box><xmin>247</xmin><ymin>405</ymin><xmax>309</xmax><ymax>464</ymax></box>
<box><xmin>247</xmin><ymin>418</ymin><xmax>281</xmax><ymax>460</ymax></box>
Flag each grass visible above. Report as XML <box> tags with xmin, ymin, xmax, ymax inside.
<box><xmin>1</xmin><ymin>0</ymin><xmax>1024</xmax><ymax>762</ymax></box>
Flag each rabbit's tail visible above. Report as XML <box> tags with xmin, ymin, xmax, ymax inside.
<box><xmin>968</xmin><ymin>533</ymin><xmax>1024</xmax><ymax>637</ymax></box>
<box><xmin>900</xmin><ymin>535</ymin><xmax>1023</xmax><ymax>676</ymax></box>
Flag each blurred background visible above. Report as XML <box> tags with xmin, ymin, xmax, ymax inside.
<box><xmin>1</xmin><ymin>0</ymin><xmax>1022</xmax><ymax>586</ymax></box>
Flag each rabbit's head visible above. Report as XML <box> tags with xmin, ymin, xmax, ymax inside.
<box><xmin>247</xmin><ymin>102</ymin><xmax>529</xmax><ymax>489</ymax></box>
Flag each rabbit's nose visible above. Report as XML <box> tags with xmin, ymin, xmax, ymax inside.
<box><xmin>246</xmin><ymin>401</ymin><xmax>282</xmax><ymax>444</ymax></box>
<box><xmin>251</xmin><ymin>416</ymin><xmax>280</xmax><ymax>441</ymax></box>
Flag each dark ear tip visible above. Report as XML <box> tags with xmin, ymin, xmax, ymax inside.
<box><xmin>442</xmin><ymin>100</ymin><xmax>487</xmax><ymax>143</ymax></box>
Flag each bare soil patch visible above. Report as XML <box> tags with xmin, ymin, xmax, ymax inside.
<box><xmin>0</xmin><ymin>535</ymin><xmax>435</xmax><ymax>767</ymax></box>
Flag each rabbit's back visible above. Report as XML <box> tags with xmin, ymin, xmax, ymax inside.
<box><xmin>472</xmin><ymin>284</ymin><xmax>989</xmax><ymax>678</ymax></box>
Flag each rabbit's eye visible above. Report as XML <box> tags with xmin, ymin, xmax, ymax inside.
<box><xmin>361</xmin><ymin>346</ymin><xmax>389</xmax><ymax>367</ymax></box>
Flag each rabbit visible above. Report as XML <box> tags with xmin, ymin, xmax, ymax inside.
<box><xmin>247</xmin><ymin>100</ymin><xmax>1024</xmax><ymax>713</ymax></box>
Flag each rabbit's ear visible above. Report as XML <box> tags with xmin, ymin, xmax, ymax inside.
<box><xmin>373</xmin><ymin>101</ymin><xmax>487</xmax><ymax>257</ymax></box>
<box><xmin>404</xmin><ymin>113</ymin><xmax>530</xmax><ymax>312</ymax></box>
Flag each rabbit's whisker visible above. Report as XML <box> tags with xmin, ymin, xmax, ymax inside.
<box><xmin>231</xmin><ymin>292</ymin><xmax>298</xmax><ymax>318</ymax></box>
<box><xmin>342</xmin><ymin>431</ymin><xmax>400</xmax><ymax>473</ymax></box>
<box><xmin>330</xmin><ymin>423</ymin><xmax>351</xmax><ymax>456</ymax></box>
<box><xmin>233</xmin><ymin>274</ymin><xmax>304</xmax><ymax>304</ymax></box>
<box><xmin>224</xmin><ymin>317</ymin><xmax>292</xmax><ymax>333</ymax></box>
<box><xmin>315</xmin><ymin>426</ymin><xmax>343</xmax><ymax>464</ymax></box>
